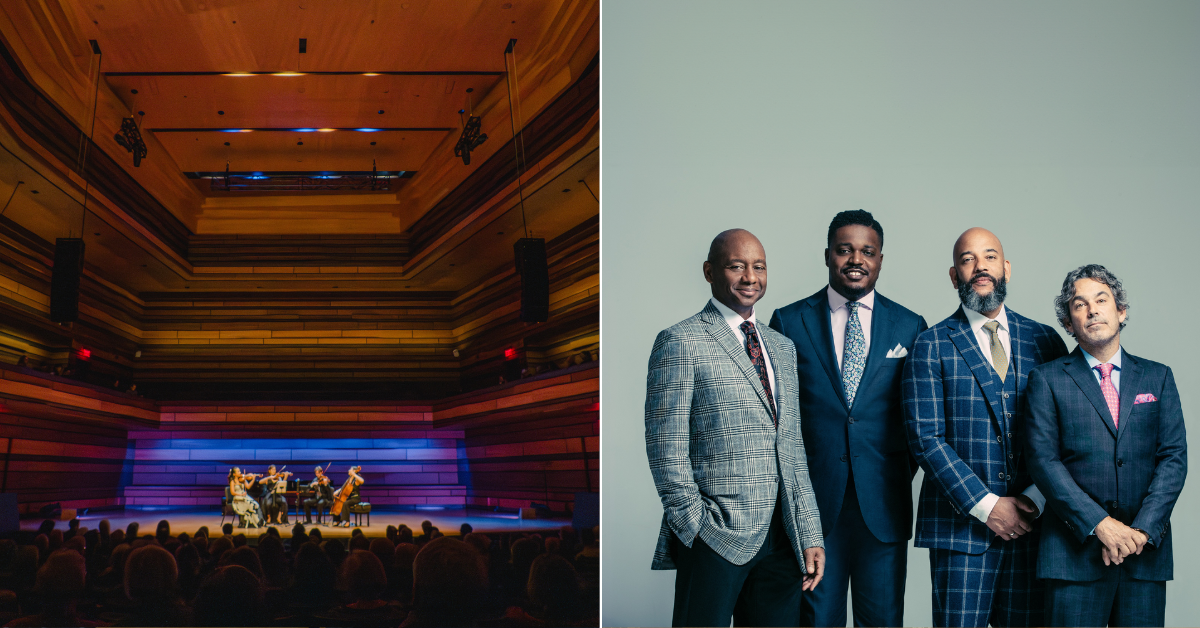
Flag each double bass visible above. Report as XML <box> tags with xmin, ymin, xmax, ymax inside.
<box><xmin>329</xmin><ymin>465</ymin><xmax>364</xmax><ymax>518</ymax></box>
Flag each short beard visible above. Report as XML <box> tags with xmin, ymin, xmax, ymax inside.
<box><xmin>957</xmin><ymin>270</ymin><xmax>1007</xmax><ymax>314</ymax></box>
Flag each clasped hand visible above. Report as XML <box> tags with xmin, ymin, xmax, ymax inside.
<box><xmin>985</xmin><ymin>495</ymin><xmax>1038</xmax><ymax>540</ymax></box>
<box><xmin>1095</xmin><ymin>516</ymin><xmax>1148</xmax><ymax>566</ymax></box>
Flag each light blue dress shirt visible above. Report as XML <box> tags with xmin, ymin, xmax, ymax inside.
<box><xmin>1081</xmin><ymin>346</ymin><xmax>1122</xmax><ymax>393</ymax></box>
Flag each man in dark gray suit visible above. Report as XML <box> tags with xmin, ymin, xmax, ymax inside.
<box><xmin>1026</xmin><ymin>264</ymin><xmax>1187</xmax><ymax>627</ymax></box>
<box><xmin>646</xmin><ymin>228</ymin><xmax>825</xmax><ymax>627</ymax></box>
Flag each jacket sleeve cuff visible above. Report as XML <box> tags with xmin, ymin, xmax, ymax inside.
<box><xmin>969</xmin><ymin>492</ymin><xmax>1000</xmax><ymax>523</ymax></box>
<box><xmin>1022</xmin><ymin>484</ymin><xmax>1047</xmax><ymax>518</ymax></box>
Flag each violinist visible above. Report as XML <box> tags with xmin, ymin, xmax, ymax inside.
<box><xmin>303</xmin><ymin>464</ymin><xmax>334</xmax><ymax>524</ymax></box>
<box><xmin>228</xmin><ymin>467</ymin><xmax>264</xmax><ymax>528</ymax></box>
<box><xmin>261</xmin><ymin>464</ymin><xmax>292</xmax><ymax>525</ymax></box>
<box><xmin>330</xmin><ymin>465</ymin><xmax>365</xmax><ymax>528</ymax></box>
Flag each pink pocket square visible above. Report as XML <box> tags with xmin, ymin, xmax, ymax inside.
<box><xmin>1134</xmin><ymin>393</ymin><xmax>1158</xmax><ymax>404</ymax></box>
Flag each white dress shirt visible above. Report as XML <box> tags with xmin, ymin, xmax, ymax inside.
<box><xmin>1082</xmin><ymin>346</ymin><xmax>1123</xmax><ymax>393</ymax></box>
<box><xmin>959</xmin><ymin>305</ymin><xmax>1047</xmax><ymax>522</ymax></box>
<box><xmin>827</xmin><ymin>286</ymin><xmax>875</xmax><ymax>370</ymax></box>
<box><xmin>711</xmin><ymin>297</ymin><xmax>777</xmax><ymax>412</ymax></box>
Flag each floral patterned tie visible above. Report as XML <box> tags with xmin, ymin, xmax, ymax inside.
<box><xmin>740</xmin><ymin>321</ymin><xmax>777</xmax><ymax>425</ymax></box>
<box><xmin>1096</xmin><ymin>363</ymin><xmax>1119</xmax><ymax>428</ymax></box>
<box><xmin>842</xmin><ymin>302</ymin><xmax>866</xmax><ymax>406</ymax></box>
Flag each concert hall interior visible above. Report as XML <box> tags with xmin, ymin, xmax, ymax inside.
<box><xmin>0</xmin><ymin>0</ymin><xmax>598</xmax><ymax>542</ymax></box>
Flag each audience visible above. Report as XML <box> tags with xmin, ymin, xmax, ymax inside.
<box><xmin>0</xmin><ymin>516</ymin><xmax>598</xmax><ymax>627</ymax></box>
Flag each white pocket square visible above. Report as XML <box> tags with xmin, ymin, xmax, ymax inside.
<box><xmin>885</xmin><ymin>344</ymin><xmax>908</xmax><ymax>358</ymax></box>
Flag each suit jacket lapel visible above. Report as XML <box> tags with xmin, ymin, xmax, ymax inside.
<box><xmin>946</xmin><ymin>308</ymin><xmax>1005</xmax><ymax>420</ymax></box>
<box><xmin>759</xmin><ymin>321</ymin><xmax>786</xmax><ymax>419</ymax></box>
<box><xmin>1063</xmin><ymin>348</ymin><xmax>1118</xmax><ymax>439</ymax></box>
<box><xmin>853</xmin><ymin>296</ymin><xmax>897</xmax><ymax>411</ymax></box>
<box><xmin>799</xmin><ymin>293</ymin><xmax>849</xmax><ymax>411</ymax></box>
<box><xmin>700</xmin><ymin>302</ymin><xmax>775</xmax><ymax>421</ymax></box>
<box><xmin>1115</xmin><ymin>351</ymin><xmax>1143</xmax><ymax>442</ymax></box>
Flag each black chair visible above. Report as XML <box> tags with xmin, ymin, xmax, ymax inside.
<box><xmin>348</xmin><ymin>502</ymin><xmax>371</xmax><ymax>527</ymax></box>
<box><xmin>221</xmin><ymin>486</ymin><xmax>235</xmax><ymax>527</ymax></box>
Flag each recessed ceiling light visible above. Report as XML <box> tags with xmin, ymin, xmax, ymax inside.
<box><xmin>224</xmin><ymin>142</ymin><xmax>230</xmax><ymax>146</ymax></box>
<box><xmin>297</xmin><ymin>141</ymin><xmax>303</xmax><ymax>145</ymax></box>
<box><xmin>137</xmin><ymin>110</ymin><xmax>145</xmax><ymax>116</ymax></box>
<box><xmin>497</xmin><ymin>231</ymin><xmax>504</xmax><ymax>235</ymax></box>
<box><xmin>370</xmin><ymin>141</ymin><xmax>376</xmax><ymax>146</ymax></box>
<box><xmin>31</xmin><ymin>190</ymin><xmax>38</xmax><ymax>194</ymax></box>
<box><xmin>378</xmin><ymin>110</ymin><xmax>385</xmax><ymax>114</ymax></box>
<box><xmin>130</xmin><ymin>89</ymin><xmax>138</xmax><ymax>94</ymax></box>
<box><xmin>562</xmin><ymin>188</ymin><xmax>570</xmax><ymax>193</ymax></box>
<box><xmin>218</xmin><ymin>110</ymin><xmax>224</xmax><ymax>115</ymax></box>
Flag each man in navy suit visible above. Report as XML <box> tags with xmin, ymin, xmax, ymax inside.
<box><xmin>903</xmin><ymin>227</ymin><xmax>1069</xmax><ymax>627</ymax></box>
<box><xmin>1026</xmin><ymin>264</ymin><xmax>1186</xmax><ymax>627</ymax></box>
<box><xmin>770</xmin><ymin>210</ymin><xmax>927</xmax><ymax>627</ymax></box>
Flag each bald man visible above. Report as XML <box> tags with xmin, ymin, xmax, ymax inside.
<box><xmin>902</xmin><ymin>228</ymin><xmax>1068</xmax><ymax>627</ymax></box>
<box><xmin>646</xmin><ymin>229</ymin><xmax>824</xmax><ymax>627</ymax></box>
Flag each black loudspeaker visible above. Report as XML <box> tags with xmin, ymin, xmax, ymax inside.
<box><xmin>50</xmin><ymin>238</ymin><xmax>85</xmax><ymax>322</ymax></box>
<box><xmin>514</xmin><ymin>238</ymin><xmax>549</xmax><ymax>322</ymax></box>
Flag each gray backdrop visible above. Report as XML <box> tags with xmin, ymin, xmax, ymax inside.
<box><xmin>601</xmin><ymin>2</ymin><xmax>1200</xmax><ymax>626</ymax></box>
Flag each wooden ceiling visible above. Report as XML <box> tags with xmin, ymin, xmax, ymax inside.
<box><xmin>0</xmin><ymin>0</ymin><xmax>598</xmax><ymax>397</ymax></box>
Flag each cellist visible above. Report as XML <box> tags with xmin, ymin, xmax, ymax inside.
<box><xmin>330</xmin><ymin>465</ymin><xmax>365</xmax><ymax>528</ymax></box>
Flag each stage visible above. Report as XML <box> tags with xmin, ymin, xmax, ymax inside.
<box><xmin>20</xmin><ymin>507</ymin><xmax>574</xmax><ymax>539</ymax></box>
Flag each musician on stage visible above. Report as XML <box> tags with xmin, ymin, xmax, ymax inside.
<box><xmin>304</xmin><ymin>465</ymin><xmax>334</xmax><ymax>525</ymax></box>
<box><xmin>261</xmin><ymin>465</ymin><xmax>292</xmax><ymax>525</ymax></box>
<box><xmin>228</xmin><ymin>467</ymin><xmax>264</xmax><ymax>528</ymax></box>
<box><xmin>331</xmin><ymin>465</ymin><xmax>365</xmax><ymax>528</ymax></box>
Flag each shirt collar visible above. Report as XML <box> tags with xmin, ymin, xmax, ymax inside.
<box><xmin>826</xmin><ymin>285</ymin><xmax>876</xmax><ymax>313</ymax></box>
<box><xmin>710</xmin><ymin>297</ymin><xmax>757</xmax><ymax>330</ymax></box>
<box><xmin>962</xmin><ymin>303</ymin><xmax>1009</xmax><ymax>334</ymax></box>
<box><xmin>1082</xmin><ymin>346</ymin><xmax>1123</xmax><ymax>371</ymax></box>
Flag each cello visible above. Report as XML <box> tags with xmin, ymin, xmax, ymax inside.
<box><xmin>329</xmin><ymin>465</ymin><xmax>364</xmax><ymax>519</ymax></box>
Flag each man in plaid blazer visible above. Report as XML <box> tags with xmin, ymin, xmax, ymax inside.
<box><xmin>903</xmin><ymin>228</ymin><xmax>1068</xmax><ymax>627</ymax></box>
<box><xmin>1026</xmin><ymin>265</ymin><xmax>1186</xmax><ymax>627</ymax></box>
<box><xmin>646</xmin><ymin>229</ymin><xmax>825</xmax><ymax>627</ymax></box>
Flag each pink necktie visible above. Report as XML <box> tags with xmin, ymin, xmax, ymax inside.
<box><xmin>1095</xmin><ymin>363</ymin><xmax>1119</xmax><ymax>428</ymax></box>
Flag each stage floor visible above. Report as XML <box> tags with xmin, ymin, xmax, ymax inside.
<box><xmin>21</xmin><ymin>507</ymin><xmax>572</xmax><ymax>539</ymax></box>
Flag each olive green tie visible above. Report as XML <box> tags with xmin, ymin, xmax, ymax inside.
<box><xmin>982</xmin><ymin>320</ymin><xmax>1008</xmax><ymax>382</ymax></box>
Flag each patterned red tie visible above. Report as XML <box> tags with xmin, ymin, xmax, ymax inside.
<box><xmin>740</xmin><ymin>321</ymin><xmax>777</xmax><ymax>425</ymax></box>
<box><xmin>1095</xmin><ymin>363</ymin><xmax>1119</xmax><ymax>428</ymax></box>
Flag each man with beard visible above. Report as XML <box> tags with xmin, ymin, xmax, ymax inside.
<box><xmin>1025</xmin><ymin>265</ymin><xmax>1185</xmax><ymax>627</ymax></box>
<box><xmin>902</xmin><ymin>227</ymin><xmax>1068</xmax><ymax>627</ymax></box>
<box><xmin>769</xmin><ymin>210</ymin><xmax>927</xmax><ymax>627</ymax></box>
<box><xmin>646</xmin><ymin>229</ymin><xmax>825</xmax><ymax>627</ymax></box>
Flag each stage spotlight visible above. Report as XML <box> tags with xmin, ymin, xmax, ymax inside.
<box><xmin>114</xmin><ymin>117</ymin><xmax>148</xmax><ymax>166</ymax></box>
<box><xmin>453</xmin><ymin>112</ymin><xmax>487</xmax><ymax>165</ymax></box>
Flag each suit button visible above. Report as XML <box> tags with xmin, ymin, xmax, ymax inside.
<box><xmin>848</xmin><ymin>417</ymin><xmax>855</xmax><ymax>424</ymax></box>
<box><xmin>1006</xmin><ymin>412</ymin><xmax>1012</xmax><ymax>418</ymax></box>
<box><xmin>840</xmin><ymin>454</ymin><xmax>848</xmax><ymax>462</ymax></box>
<box><xmin>998</xmin><ymin>472</ymin><xmax>1004</xmax><ymax>480</ymax></box>
<box><xmin>1003</xmin><ymin>392</ymin><xmax>1010</xmax><ymax>399</ymax></box>
<box><xmin>1006</xmin><ymin>432</ymin><xmax>1012</xmax><ymax>439</ymax></box>
<box><xmin>1006</xmin><ymin>474</ymin><xmax>1011</xmax><ymax>481</ymax></box>
<box><xmin>1008</xmin><ymin>453</ymin><xmax>1013</xmax><ymax>459</ymax></box>
<box><xmin>1117</xmin><ymin>459</ymin><xmax>1124</xmax><ymax>467</ymax></box>
<box><xmin>997</xmin><ymin>435</ymin><xmax>1002</xmax><ymax>443</ymax></box>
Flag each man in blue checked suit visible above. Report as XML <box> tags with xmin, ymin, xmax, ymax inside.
<box><xmin>646</xmin><ymin>229</ymin><xmax>825</xmax><ymax>627</ymax></box>
<box><xmin>770</xmin><ymin>210</ymin><xmax>927</xmax><ymax>627</ymax></box>
<box><xmin>903</xmin><ymin>227</ymin><xmax>1068</xmax><ymax>627</ymax></box>
<box><xmin>1026</xmin><ymin>265</ymin><xmax>1186</xmax><ymax>627</ymax></box>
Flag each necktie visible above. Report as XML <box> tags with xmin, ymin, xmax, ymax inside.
<box><xmin>740</xmin><ymin>320</ymin><xmax>777</xmax><ymax>425</ymax></box>
<box><xmin>842</xmin><ymin>302</ymin><xmax>867</xmax><ymax>406</ymax></box>
<box><xmin>982</xmin><ymin>320</ymin><xmax>1008</xmax><ymax>382</ymax></box>
<box><xmin>1096</xmin><ymin>363</ymin><xmax>1119</xmax><ymax>428</ymax></box>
